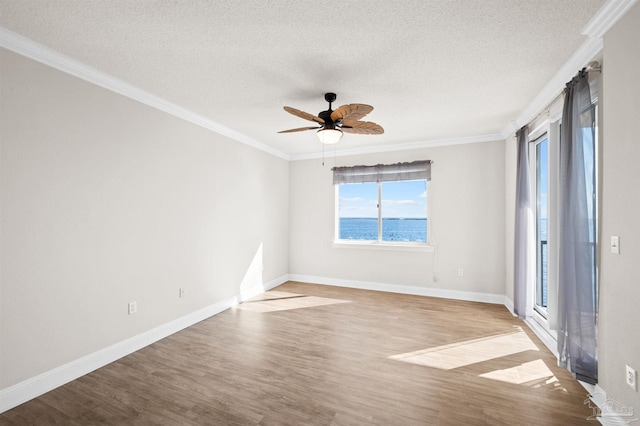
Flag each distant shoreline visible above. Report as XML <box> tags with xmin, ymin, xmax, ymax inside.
<box><xmin>340</xmin><ymin>217</ymin><xmax>427</xmax><ymax>220</ymax></box>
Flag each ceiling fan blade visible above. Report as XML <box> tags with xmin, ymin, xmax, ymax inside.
<box><xmin>341</xmin><ymin>120</ymin><xmax>384</xmax><ymax>135</ymax></box>
<box><xmin>278</xmin><ymin>126</ymin><xmax>322</xmax><ymax>133</ymax></box>
<box><xmin>283</xmin><ymin>106</ymin><xmax>325</xmax><ymax>124</ymax></box>
<box><xmin>331</xmin><ymin>104</ymin><xmax>374</xmax><ymax>122</ymax></box>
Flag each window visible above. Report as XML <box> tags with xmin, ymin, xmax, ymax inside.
<box><xmin>532</xmin><ymin>135</ymin><xmax>549</xmax><ymax>315</ymax></box>
<box><xmin>333</xmin><ymin>161</ymin><xmax>431</xmax><ymax>244</ymax></box>
<box><xmin>529</xmin><ymin>104</ymin><xmax>598</xmax><ymax>332</ymax></box>
<box><xmin>582</xmin><ymin>103</ymin><xmax>599</xmax><ymax>315</ymax></box>
<box><xmin>529</xmin><ymin>122</ymin><xmax>560</xmax><ymax>329</ymax></box>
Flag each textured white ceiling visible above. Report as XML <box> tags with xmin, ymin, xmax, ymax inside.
<box><xmin>0</xmin><ymin>0</ymin><xmax>604</xmax><ymax>157</ymax></box>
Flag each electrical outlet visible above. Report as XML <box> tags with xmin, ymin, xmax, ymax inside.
<box><xmin>458</xmin><ymin>268</ymin><xmax>464</xmax><ymax>277</ymax></box>
<box><xmin>128</xmin><ymin>301</ymin><xmax>137</xmax><ymax>315</ymax></box>
<box><xmin>626</xmin><ymin>365</ymin><xmax>637</xmax><ymax>391</ymax></box>
<box><xmin>179</xmin><ymin>288</ymin><xmax>185</xmax><ymax>298</ymax></box>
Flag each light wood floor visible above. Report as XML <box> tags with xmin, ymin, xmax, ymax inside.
<box><xmin>1</xmin><ymin>282</ymin><xmax>595</xmax><ymax>425</ymax></box>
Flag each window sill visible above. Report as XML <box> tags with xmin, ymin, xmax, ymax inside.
<box><xmin>332</xmin><ymin>240</ymin><xmax>434</xmax><ymax>252</ymax></box>
<box><xmin>532</xmin><ymin>310</ymin><xmax>558</xmax><ymax>340</ymax></box>
<box><xmin>525</xmin><ymin>311</ymin><xmax>558</xmax><ymax>358</ymax></box>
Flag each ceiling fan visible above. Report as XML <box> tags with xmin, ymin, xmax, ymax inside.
<box><xmin>278</xmin><ymin>92</ymin><xmax>384</xmax><ymax>144</ymax></box>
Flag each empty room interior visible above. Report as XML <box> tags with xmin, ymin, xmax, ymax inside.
<box><xmin>1</xmin><ymin>0</ymin><xmax>639</xmax><ymax>424</ymax></box>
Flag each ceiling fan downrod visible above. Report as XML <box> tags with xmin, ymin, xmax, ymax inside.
<box><xmin>319</xmin><ymin>92</ymin><xmax>338</xmax><ymax>129</ymax></box>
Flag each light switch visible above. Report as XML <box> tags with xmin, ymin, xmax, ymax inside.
<box><xmin>611</xmin><ymin>236</ymin><xmax>620</xmax><ymax>254</ymax></box>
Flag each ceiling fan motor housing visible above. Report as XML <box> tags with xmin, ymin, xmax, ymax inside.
<box><xmin>319</xmin><ymin>110</ymin><xmax>336</xmax><ymax>129</ymax></box>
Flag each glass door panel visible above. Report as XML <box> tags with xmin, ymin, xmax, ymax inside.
<box><xmin>535</xmin><ymin>138</ymin><xmax>549</xmax><ymax>315</ymax></box>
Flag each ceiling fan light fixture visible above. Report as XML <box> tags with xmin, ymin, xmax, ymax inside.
<box><xmin>317</xmin><ymin>128</ymin><xmax>343</xmax><ymax>144</ymax></box>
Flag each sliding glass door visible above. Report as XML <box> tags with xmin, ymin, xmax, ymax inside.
<box><xmin>534</xmin><ymin>137</ymin><xmax>549</xmax><ymax>316</ymax></box>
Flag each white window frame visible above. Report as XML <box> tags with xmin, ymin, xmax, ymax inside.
<box><xmin>529</xmin><ymin>133</ymin><xmax>549</xmax><ymax>319</ymax></box>
<box><xmin>528</xmin><ymin>118</ymin><xmax>560</xmax><ymax>337</ymax></box>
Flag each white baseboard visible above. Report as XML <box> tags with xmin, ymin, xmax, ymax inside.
<box><xmin>519</xmin><ymin>322</ymin><xmax>636</xmax><ymax>426</ymax></box>
<box><xmin>2</xmin><ymin>273</ymin><xmax>508</xmax><ymax>413</ymax></box>
<box><xmin>0</xmin><ymin>275</ymin><xmax>288</xmax><ymax>414</ymax></box>
<box><xmin>287</xmin><ymin>274</ymin><xmax>508</xmax><ymax>306</ymax></box>
<box><xmin>586</xmin><ymin>383</ymin><xmax>638</xmax><ymax>426</ymax></box>
<box><xmin>239</xmin><ymin>274</ymin><xmax>288</xmax><ymax>301</ymax></box>
<box><xmin>504</xmin><ymin>297</ymin><xmax>516</xmax><ymax>316</ymax></box>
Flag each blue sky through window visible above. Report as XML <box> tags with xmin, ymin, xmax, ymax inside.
<box><xmin>338</xmin><ymin>182</ymin><xmax>377</xmax><ymax>218</ymax></box>
<box><xmin>538</xmin><ymin>138</ymin><xmax>548</xmax><ymax>221</ymax></box>
<box><xmin>382</xmin><ymin>180</ymin><xmax>427</xmax><ymax>219</ymax></box>
<box><xmin>339</xmin><ymin>180</ymin><xmax>427</xmax><ymax>219</ymax></box>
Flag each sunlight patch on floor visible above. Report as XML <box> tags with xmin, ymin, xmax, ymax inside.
<box><xmin>479</xmin><ymin>359</ymin><xmax>559</xmax><ymax>386</ymax></box>
<box><xmin>244</xmin><ymin>291</ymin><xmax>303</xmax><ymax>302</ymax></box>
<box><xmin>237</xmin><ymin>291</ymin><xmax>351</xmax><ymax>313</ymax></box>
<box><xmin>389</xmin><ymin>329</ymin><xmax>538</xmax><ymax>370</ymax></box>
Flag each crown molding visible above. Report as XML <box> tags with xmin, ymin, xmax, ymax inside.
<box><xmin>501</xmin><ymin>0</ymin><xmax>638</xmax><ymax>140</ymax></box>
<box><xmin>3</xmin><ymin>0</ymin><xmax>636</xmax><ymax>160</ymax></box>
<box><xmin>0</xmin><ymin>27</ymin><xmax>291</xmax><ymax>161</ymax></box>
<box><xmin>289</xmin><ymin>133</ymin><xmax>504</xmax><ymax>161</ymax></box>
<box><xmin>500</xmin><ymin>37</ymin><xmax>603</xmax><ymax>140</ymax></box>
<box><xmin>582</xmin><ymin>0</ymin><xmax>639</xmax><ymax>38</ymax></box>
<box><xmin>1</xmin><ymin>25</ymin><xmax>499</xmax><ymax>162</ymax></box>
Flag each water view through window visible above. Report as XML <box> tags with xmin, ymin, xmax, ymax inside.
<box><xmin>338</xmin><ymin>180</ymin><xmax>427</xmax><ymax>242</ymax></box>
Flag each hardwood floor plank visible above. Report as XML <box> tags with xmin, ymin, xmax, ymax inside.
<box><xmin>0</xmin><ymin>282</ymin><xmax>595</xmax><ymax>425</ymax></box>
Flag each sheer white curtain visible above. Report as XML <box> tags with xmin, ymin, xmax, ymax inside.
<box><xmin>557</xmin><ymin>70</ymin><xmax>598</xmax><ymax>384</ymax></box>
<box><xmin>514</xmin><ymin>126</ymin><xmax>533</xmax><ymax>318</ymax></box>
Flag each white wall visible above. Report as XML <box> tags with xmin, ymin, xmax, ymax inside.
<box><xmin>504</xmin><ymin>138</ymin><xmax>517</xmax><ymax>306</ymax></box>
<box><xmin>599</xmin><ymin>1</ymin><xmax>640</xmax><ymax>410</ymax></box>
<box><xmin>289</xmin><ymin>141</ymin><xmax>506</xmax><ymax>297</ymax></box>
<box><xmin>0</xmin><ymin>48</ymin><xmax>289</xmax><ymax>389</ymax></box>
